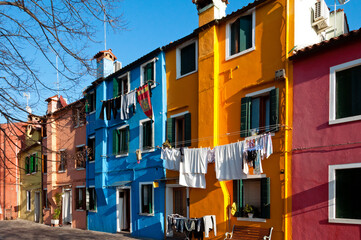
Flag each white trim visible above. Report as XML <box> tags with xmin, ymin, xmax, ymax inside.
<box><xmin>176</xmin><ymin>39</ymin><xmax>198</xmax><ymax>79</ymax></box>
<box><xmin>75</xmin><ymin>185</ymin><xmax>85</xmax><ymax>188</ymax></box>
<box><xmin>139</xmin><ymin>119</ymin><xmax>155</xmax><ymax>153</ymax></box>
<box><xmin>117</xmin><ymin>124</ymin><xmax>129</xmax><ymax>130</ymax></box>
<box><xmin>88</xmin><ymin>135</ymin><xmax>95</xmax><ymax>139</ymax></box>
<box><xmin>170</xmin><ymin>111</ymin><xmax>189</xmax><ymax>119</ymax></box>
<box><xmin>140</xmin><ymin>58</ymin><xmax>157</xmax><ymax>88</ymax></box>
<box><xmin>89</xmin><ymin>185</ymin><xmax>95</xmax><ymax>188</ymax></box>
<box><xmin>76</xmin><ymin>144</ymin><xmax>85</xmax><ymax>148</ymax></box>
<box><xmin>115</xmin><ymin>124</ymin><xmax>130</xmax><ymax>157</ymax></box>
<box><xmin>329</xmin><ymin>163</ymin><xmax>361</xmax><ymax>225</ymax></box>
<box><xmin>139</xmin><ymin>182</ymin><xmax>155</xmax><ymax>216</ymax></box>
<box><xmin>329</xmin><ymin>58</ymin><xmax>361</xmax><ymax>125</ymax></box>
<box><xmin>245</xmin><ymin>86</ymin><xmax>275</xmax><ymax>97</ymax></box>
<box><xmin>237</xmin><ymin>217</ymin><xmax>266</xmax><ymax>222</ymax></box>
<box><xmin>225</xmin><ymin>9</ymin><xmax>256</xmax><ymax>61</ymax></box>
<box><xmin>117</xmin><ymin>72</ymin><xmax>131</xmax><ymax>94</ymax></box>
<box><xmin>116</xmin><ymin>187</ymin><xmax>132</xmax><ymax>233</ymax></box>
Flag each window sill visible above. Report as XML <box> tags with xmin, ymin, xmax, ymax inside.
<box><xmin>76</xmin><ymin>209</ymin><xmax>85</xmax><ymax>212</ymax></box>
<box><xmin>176</xmin><ymin>70</ymin><xmax>197</xmax><ymax>80</ymax></box>
<box><xmin>329</xmin><ymin>115</ymin><xmax>361</xmax><ymax>125</ymax></box>
<box><xmin>31</xmin><ymin>172</ymin><xmax>37</xmax><ymax>175</ymax></box>
<box><xmin>76</xmin><ymin>168</ymin><xmax>85</xmax><ymax>171</ymax></box>
<box><xmin>139</xmin><ymin>213</ymin><xmax>154</xmax><ymax>217</ymax></box>
<box><xmin>329</xmin><ymin>218</ymin><xmax>361</xmax><ymax>225</ymax></box>
<box><xmin>88</xmin><ymin>210</ymin><xmax>97</xmax><ymax>213</ymax></box>
<box><xmin>226</xmin><ymin>47</ymin><xmax>255</xmax><ymax>61</ymax></box>
<box><xmin>141</xmin><ymin>148</ymin><xmax>155</xmax><ymax>153</ymax></box>
<box><xmin>116</xmin><ymin>153</ymin><xmax>129</xmax><ymax>158</ymax></box>
<box><xmin>44</xmin><ymin>208</ymin><xmax>50</xmax><ymax>211</ymax></box>
<box><xmin>58</xmin><ymin>170</ymin><xmax>66</xmax><ymax>173</ymax></box>
<box><xmin>43</xmin><ymin>137</ymin><xmax>47</xmax><ymax>139</ymax></box>
<box><xmin>88</xmin><ymin>111</ymin><xmax>96</xmax><ymax>115</ymax></box>
<box><xmin>236</xmin><ymin>217</ymin><xmax>266</xmax><ymax>223</ymax></box>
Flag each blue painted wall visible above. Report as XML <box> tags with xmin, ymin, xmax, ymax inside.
<box><xmin>86</xmin><ymin>51</ymin><xmax>167</xmax><ymax>239</ymax></box>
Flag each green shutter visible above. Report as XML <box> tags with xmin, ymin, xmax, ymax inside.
<box><xmin>167</xmin><ymin>118</ymin><xmax>175</xmax><ymax>146</ymax></box>
<box><xmin>239</xmin><ymin>14</ymin><xmax>252</xmax><ymax>52</ymax></box>
<box><xmin>261</xmin><ymin>177</ymin><xmax>271</xmax><ymax>219</ymax></box>
<box><xmin>25</xmin><ymin>156</ymin><xmax>29</xmax><ymax>174</ymax></box>
<box><xmin>85</xmin><ymin>94</ymin><xmax>89</xmax><ymax>113</ymax></box>
<box><xmin>184</xmin><ymin>113</ymin><xmax>191</xmax><ymax>147</ymax></box>
<box><xmin>30</xmin><ymin>155</ymin><xmax>34</xmax><ymax>173</ymax></box>
<box><xmin>240</xmin><ymin>97</ymin><xmax>251</xmax><ymax>137</ymax></box>
<box><xmin>269</xmin><ymin>88</ymin><xmax>279</xmax><ymax>132</ymax></box>
<box><xmin>113</xmin><ymin>78</ymin><xmax>119</xmax><ymax>97</ymax></box>
<box><xmin>35</xmin><ymin>153</ymin><xmax>38</xmax><ymax>172</ymax></box>
<box><xmin>113</xmin><ymin>129</ymin><xmax>119</xmax><ymax>155</ymax></box>
<box><xmin>233</xmin><ymin>180</ymin><xmax>243</xmax><ymax>217</ymax></box>
<box><xmin>126</xmin><ymin>127</ymin><xmax>129</xmax><ymax>153</ymax></box>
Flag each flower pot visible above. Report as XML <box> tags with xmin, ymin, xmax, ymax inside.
<box><xmin>247</xmin><ymin>213</ymin><xmax>254</xmax><ymax>218</ymax></box>
<box><xmin>51</xmin><ymin>219</ymin><xmax>59</xmax><ymax>226</ymax></box>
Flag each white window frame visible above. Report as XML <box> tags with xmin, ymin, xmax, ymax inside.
<box><xmin>117</xmin><ymin>72</ymin><xmax>131</xmax><ymax>95</ymax></box>
<box><xmin>329</xmin><ymin>58</ymin><xmax>361</xmax><ymax>125</ymax></box>
<box><xmin>170</xmin><ymin>111</ymin><xmax>189</xmax><ymax>147</ymax></box>
<box><xmin>116</xmin><ymin>124</ymin><xmax>130</xmax><ymax>158</ymax></box>
<box><xmin>176</xmin><ymin>39</ymin><xmax>198</xmax><ymax>79</ymax></box>
<box><xmin>139</xmin><ymin>182</ymin><xmax>154</xmax><ymax>216</ymax></box>
<box><xmin>329</xmin><ymin>162</ymin><xmax>361</xmax><ymax>225</ymax></box>
<box><xmin>88</xmin><ymin>90</ymin><xmax>96</xmax><ymax>114</ymax></box>
<box><xmin>140</xmin><ymin>59</ymin><xmax>156</xmax><ymax>88</ymax></box>
<box><xmin>88</xmin><ymin>136</ymin><xmax>95</xmax><ymax>163</ymax></box>
<box><xmin>26</xmin><ymin>190</ymin><xmax>31</xmax><ymax>211</ymax></box>
<box><xmin>225</xmin><ymin>9</ymin><xmax>256</xmax><ymax>61</ymax></box>
<box><xmin>139</xmin><ymin>118</ymin><xmax>154</xmax><ymax>153</ymax></box>
<box><xmin>58</xmin><ymin>149</ymin><xmax>66</xmax><ymax>173</ymax></box>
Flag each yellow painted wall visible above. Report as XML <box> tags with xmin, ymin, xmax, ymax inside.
<box><xmin>19</xmin><ymin>138</ymin><xmax>42</xmax><ymax>223</ymax></box>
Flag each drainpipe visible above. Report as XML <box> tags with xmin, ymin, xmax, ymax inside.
<box><xmin>2</xmin><ymin>126</ymin><xmax>6</xmax><ymax>220</ymax></box>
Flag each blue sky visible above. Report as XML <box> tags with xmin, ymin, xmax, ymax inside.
<box><xmin>26</xmin><ymin>0</ymin><xmax>361</xmax><ymax>118</ymax></box>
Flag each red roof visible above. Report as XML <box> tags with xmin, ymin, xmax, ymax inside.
<box><xmin>93</xmin><ymin>49</ymin><xmax>117</xmax><ymax>60</ymax></box>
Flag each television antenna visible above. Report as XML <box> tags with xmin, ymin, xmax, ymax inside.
<box><xmin>23</xmin><ymin>92</ymin><xmax>31</xmax><ymax>114</ymax></box>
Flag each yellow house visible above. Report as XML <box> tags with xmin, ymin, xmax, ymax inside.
<box><xmin>164</xmin><ymin>0</ymin><xmax>294</xmax><ymax>239</ymax></box>
<box><xmin>18</xmin><ymin>115</ymin><xmax>43</xmax><ymax>223</ymax></box>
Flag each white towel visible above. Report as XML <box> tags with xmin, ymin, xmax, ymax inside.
<box><xmin>161</xmin><ymin>148</ymin><xmax>181</xmax><ymax>171</ymax></box>
<box><xmin>203</xmin><ymin>215</ymin><xmax>217</xmax><ymax>238</ymax></box>
<box><xmin>182</xmin><ymin>147</ymin><xmax>209</xmax><ymax>174</ymax></box>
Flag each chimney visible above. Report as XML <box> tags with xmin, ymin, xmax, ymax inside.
<box><xmin>45</xmin><ymin>95</ymin><xmax>68</xmax><ymax>114</ymax></box>
<box><xmin>93</xmin><ymin>49</ymin><xmax>117</xmax><ymax>79</ymax></box>
<box><xmin>193</xmin><ymin>0</ymin><xmax>228</xmax><ymax>26</ymax></box>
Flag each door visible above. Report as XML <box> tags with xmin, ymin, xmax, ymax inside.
<box><xmin>173</xmin><ymin>187</ymin><xmax>187</xmax><ymax>217</ymax></box>
<box><xmin>34</xmin><ymin>192</ymin><xmax>40</xmax><ymax>223</ymax></box>
<box><xmin>117</xmin><ymin>188</ymin><xmax>130</xmax><ymax>232</ymax></box>
<box><xmin>62</xmin><ymin>190</ymin><xmax>72</xmax><ymax>224</ymax></box>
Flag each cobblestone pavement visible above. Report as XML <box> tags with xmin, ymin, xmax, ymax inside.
<box><xmin>0</xmin><ymin>219</ymin><xmax>149</xmax><ymax>240</ymax></box>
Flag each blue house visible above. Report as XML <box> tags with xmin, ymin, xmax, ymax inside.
<box><xmin>84</xmin><ymin>49</ymin><xmax>167</xmax><ymax>239</ymax></box>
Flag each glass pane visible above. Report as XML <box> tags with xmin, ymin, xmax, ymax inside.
<box><xmin>251</xmin><ymin>98</ymin><xmax>260</xmax><ymax>131</ymax></box>
<box><xmin>180</xmin><ymin>42</ymin><xmax>196</xmax><ymax>76</ymax></box>
<box><xmin>336</xmin><ymin>168</ymin><xmax>361</xmax><ymax>219</ymax></box>
<box><xmin>265</xmin><ymin>98</ymin><xmax>270</xmax><ymax>132</ymax></box>
<box><xmin>230</xmin><ymin>20</ymin><xmax>240</xmax><ymax>55</ymax></box>
<box><xmin>239</xmin><ymin>14</ymin><xmax>252</xmax><ymax>52</ymax></box>
<box><xmin>336</xmin><ymin>65</ymin><xmax>361</xmax><ymax>119</ymax></box>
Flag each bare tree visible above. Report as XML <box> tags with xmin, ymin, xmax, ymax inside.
<box><xmin>0</xmin><ymin>0</ymin><xmax>124</xmax><ymax>123</ymax></box>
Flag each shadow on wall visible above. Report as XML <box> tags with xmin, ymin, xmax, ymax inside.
<box><xmin>132</xmin><ymin>221</ymin><xmax>164</xmax><ymax>240</ymax></box>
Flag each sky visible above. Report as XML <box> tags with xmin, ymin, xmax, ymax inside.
<box><xmin>19</xmin><ymin>0</ymin><xmax>361</xmax><ymax>120</ymax></box>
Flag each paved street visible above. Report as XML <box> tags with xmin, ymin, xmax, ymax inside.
<box><xmin>0</xmin><ymin>219</ymin><xmax>147</xmax><ymax>240</ymax></box>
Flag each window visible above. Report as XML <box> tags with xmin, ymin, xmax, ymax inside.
<box><xmin>73</xmin><ymin>107</ymin><xmax>85</xmax><ymax>128</ymax></box>
<box><xmin>330</xmin><ymin>58</ymin><xmax>361</xmax><ymax>124</ymax></box>
<box><xmin>76</xmin><ymin>145</ymin><xmax>86</xmax><ymax>169</ymax></box>
<box><xmin>140</xmin><ymin>183</ymin><xmax>153</xmax><ymax>214</ymax></box>
<box><xmin>140</xmin><ymin>119</ymin><xmax>153</xmax><ymax>151</ymax></box>
<box><xmin>167</xmin><ymin>112</ymin><xmax>192</xmax><ymax>147</ymax></box>
<box><xmin>87</xmin><ymin>137</ymin><xmax>95</xmax><ymax>162</ymax></box>
<box><xmin>25</xmin><ymin>156</ymin><xmax>30</xmax><ymax>174</ymax></box>
<box><xmin>43</xmin><ymin>189</ymin><xmax>49</xmax><ymax>209</ymax></box>
<box><xmin>87</xmin><ymin>187</ymin><xmax>97</xmax><ymax>211</ymax></box>
<box><xmin>113</xmin><ymin>73</ymin><xmax>130</xmax><ymax>97</ymax></box>
<box><xmin>43</xmin><ymin>155</ymin><xmax>47</xmax><ymax>174</ymax></box>
<box><xmin>86</xmin><ymin>91</ymin><xmax>96</xmax><ymax>113</ymax></box>
<box><xmin>113</xmin><ymin>126</ymin><xmax>129</xmax><ymax>156</ymax></box>
<box><xmin>26</xmin><ymin>191</ymin><xmax>31</xmax><ymax>211</ymax></box>
<box><xmin>233</xmin><ymin>178</ymin><xmax>270</xmax><ymax>219</ymax></box>
<box><xmin>329</xmin><ymin>163</ymin><xmax>361</xmax><ymax>224</ymax></box>
<box><xmin>59</xmin><ymin>150</ymin><xmax>66</xmax><ymax>172</ymax></box>
<box><xmin>141</xmin><ymin>61</ymin><xmax>155</xmax><ymax>87</ymax></box>
<box><xmin>241</xmin><ymin>87</ymin><xmax>279</xmax><ymax>137</ymax></box>
<box><xmin>177</xmin><ymin>40</ymin><xmax>198</xmax><ymax>78</ymax></box>
<box><xmin>226</xmin><ymin>11</ymin><xmax>255</xmax><ymax>60</ymax></box>
<box><xmin>75</xmin><ymin>187</ymin><xmax>86</xmax><ymax>210</ymax></box>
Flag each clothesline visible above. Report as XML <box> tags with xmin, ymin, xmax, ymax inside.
<box><xmin>100</xmin><ymin>89</ymin><xmax>136</xmax><ymax>103</ymax></box>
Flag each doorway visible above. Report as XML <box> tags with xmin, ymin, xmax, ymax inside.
<box><xmin>34</xmin><ymin>192</ymin><xmax>40</xmax><ymax>223</ymax></box>
<box><xmin>117</xmin><ymin>188</ymin><xmax>131</xmax><ymax>232</ymax></box>
<box><xmin>62</xmin><ymin>189</ymin><xmax>72</xmax><ymax>225</ymax></box>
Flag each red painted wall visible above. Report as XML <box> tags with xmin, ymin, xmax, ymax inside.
<box><xmin>292</xmin><ymin>40</ymin><xmax>361</xmax><ymax>240</ymax></box>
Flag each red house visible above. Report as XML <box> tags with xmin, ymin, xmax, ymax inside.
<box><xmin>291</xmin><ymin>29</ymin><xmax>361</xmax><ymax>239</ymax></box>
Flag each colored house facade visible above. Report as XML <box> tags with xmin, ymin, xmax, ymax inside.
<box><xmin>0</xmin><ymin>122</ymin><xmax>24</xmax><ymax>220</ymax></box>
<box><xmin>291</xmin><ymin>30</ymin><xmax>361</xmax><ymax>239</ymax></box>
<box><xmin>18</xmin><ymin>115</ymin><xmax>43</xmax><ymax>223</ymax></box>
<box><xmin>85</xmin><ymin>49</ymin><xmax>167</xmax><ymax>239</ymax></box>
<box><xmin>42</xmin><ymin>96</ymin><xmax>87</xmax><ymax>229</ymax></box>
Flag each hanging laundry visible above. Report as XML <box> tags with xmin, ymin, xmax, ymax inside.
<box><xmin>206</xmin><ymin>148</ymin><xmax>215</xmax><ymax>163</ymax></box>
<box><xmin>106</xmin><ymin>100</ymin><xmax>112</xmax><ymax>120</ymax></box>
<box><xmin>179</xmin><ymin>148</ymin><xmax>208</xmax><ymax>189</ymax></box>
<box><xmin>136</xmin><ymin>84</ymin><xmax>153</xmax><ymax>119</ymax></box>
<box><xmin>214</xmin><ymin>142</ymin><xmax>246</xmax><ymax>181</ymax></box>
<box><xmin>99</xmin><ymin>101</ymin><xmax>106</xmax><ymax>120</ymax></box>
<box><xmin>111</xmin><ymin>99</ymin><xmax>118</xmax><ymax>119</ymax></box>
<box><xmin>161</xmin><ymin>147</ymin><xmax>181</xmax><ymax>171</ymax></box>
<box><xmin>120</xmin><ymin>91</ymin><xmax>136</xmax><ymax>120</ymax></box>
<box><xmin>203</xmin><ymin>215</ymin><xmax>217</xmax><ymax>238</ymax></box>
